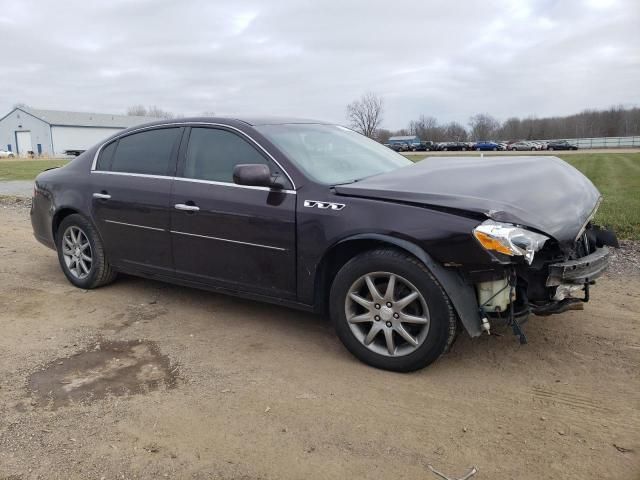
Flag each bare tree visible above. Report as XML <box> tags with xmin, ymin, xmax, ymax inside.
<box><xmin>444</xmin><ymin>121</ymin><xmax>468</xmax><ymax>141</ymax></box>
<box><xmin>375</xmin><ymin>128</ymin><xmax>392</xmax><ymax>143</ymax></box>
<box><xmin>126</xmin><ymin>105</ymin><xmax>174</xmax><ymax>119</ymax></box>
<box><xmin>400</xmin><ymin>106</ymin><xmax>640</xmax><ymax>144</ymax></box>
<box><xmin>409</xmin><ymin>115</ymin><xmax>442</xmax><ymax>141</ymax></box>
<box><xmin>346</xmin><ymin>92</ymin><xmax>384</xmax><ymax>138</ymax></box>
<box><xmin>126</xmin><ymin>104</ymin><xmax>147</xmax><ymax>116</ymax></box>
<box><xmin>469</xmin><ymin>113</ymin><xmax>500</xmax><ymax>140</ymax></box>
<box><xmin>146</xmin><ymin>105</ymin><xmax>175</xmax><ymax>119</ymax></box>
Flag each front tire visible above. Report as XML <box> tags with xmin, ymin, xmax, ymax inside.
<box><xmin>330</xmin><ymin>249</ymin><xmax>456</xmax><ymax>372</ymax></box>
<box><xmin>56</xmin><ymin>214</ymin><xmax>117</xmax><ymax>289</ymax></box>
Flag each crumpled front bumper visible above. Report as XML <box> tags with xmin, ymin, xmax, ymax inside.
<box><xmin>545</xmin><ymin>246</ymin><xmax>611</xmax><ymax>287</ymax></box>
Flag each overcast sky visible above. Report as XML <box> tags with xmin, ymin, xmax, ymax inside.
<box><xmin>1</xmin><ymin>0</ymin><xmax>638</xmax><ymax>129</ymax></box>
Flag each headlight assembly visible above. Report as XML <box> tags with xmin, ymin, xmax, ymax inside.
<box><xmin>473</xmin><ymin>220</ymin><xmax>549</xmax><ymax>264</ymax></box>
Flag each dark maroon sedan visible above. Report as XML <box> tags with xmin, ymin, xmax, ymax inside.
<box><xmin>31</xmin><ymin>117</ymin><xmax>616</xmax><ymax>371</ymax></box>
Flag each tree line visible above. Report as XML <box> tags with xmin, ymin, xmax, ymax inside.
<box><xmin>346</xmin><ymin>93</ymin><xmax>640</xmax><ymax>142</ymax></box>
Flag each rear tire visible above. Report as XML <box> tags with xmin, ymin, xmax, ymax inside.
<box><xmin>330</xmin><ymin>249</ymin><xmax>457</xmax><ymax>372</ymax></box>
<box><xmin>56</xmin><ymin>214</ymin><xmax>117</xmax><ymax>289</ymax></box>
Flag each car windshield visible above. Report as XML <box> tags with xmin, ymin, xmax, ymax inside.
<box><xmin>255</xmin><ymin>124</ymin><xmax>412</xmax><ymax>185</ymax></box>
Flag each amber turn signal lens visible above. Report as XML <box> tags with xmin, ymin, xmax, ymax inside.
<box><xmin>473</xmin><ymin>231</ymin><xmax>514</xmax><ymax>256</ymax></box>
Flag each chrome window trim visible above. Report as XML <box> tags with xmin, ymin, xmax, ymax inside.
<box><xmin>91</xmin><ymin>171</ymin><xmax>173</xmax><ymax>180</ymax></box>
<box><xmin>172</xmin><ymin>176</ymin><xmax>296</xmax><ymax>194</ymax></box>
<box><xmin>90</xmin><ymin>122</ymin><xmax>296</xmax><ymax>189</ymax></box>
<box><xmin>90</xmin><ymin>170</ymin><xmax>295</xmax><ymax>194</ymax></box>
<box><xmin>104</xmin><ymin>219</ymin><xmax>165</xmax><ymax>232</ymax></box>
<box><xmin>170</xmin><ymin>230</ymin><xmax>287</xmax><ymax>251</ymax></box>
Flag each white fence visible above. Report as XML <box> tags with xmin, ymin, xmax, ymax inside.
<box><xmin>542</xmin><ymin>136</ymin><xmax>640</xmax><ymax>149</ymax></box>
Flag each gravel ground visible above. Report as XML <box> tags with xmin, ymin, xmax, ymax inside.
<box><xmin>0</xmin><ymin>180</ymin><xmax>33</xmax><ymax>197</ymax></box>
<box><xmin>0</xmin><ymin>198</ymin><xmax>638</xmax><ymax>480</ymax></box>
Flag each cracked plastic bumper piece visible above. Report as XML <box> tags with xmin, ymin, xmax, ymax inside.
<box><xmin>546</xmin><ymin>246</ymin><xmax>611</xmax><ymax>287</ymax></box>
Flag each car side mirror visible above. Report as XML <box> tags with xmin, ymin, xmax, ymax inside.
<box><xmin>233</xmin><ymin>164</ymin><xmax>282</xmax><ymax>189</ymax></box>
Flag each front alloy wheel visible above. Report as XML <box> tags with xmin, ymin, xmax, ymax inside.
<box><xmin>346</xmin><ymin>272</ymin><xmax>430</xmax><ymax>357</ymax></box>
<box><xmin>330</xmin><ymin>249</ymin><xmax>457</xmax><ymax>372</ymax></box>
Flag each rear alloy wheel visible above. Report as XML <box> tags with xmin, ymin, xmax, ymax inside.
<box><xmin>548</xmin><ymin>147</ymin><xmax>554</xmax><ymax>151</ymax></box>
<box><xmin>61</xmin><ymin>226</ymin><xmax>93</xmax><ymax>280</ymax></box>
<box><xmin>330</xmin><ymin>249</ymin><xmax>456</xmax><ymax>371</ymax></box>
<box><xmin>56</xmin><ymin>214</ymin><xmax>117</xmax><ymax>289</ymax></box>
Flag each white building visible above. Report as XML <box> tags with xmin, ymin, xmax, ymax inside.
<box><xmin>0</xmin><ymin>107</ymin><xmax>158</xmax><ymax>156</ymax></box>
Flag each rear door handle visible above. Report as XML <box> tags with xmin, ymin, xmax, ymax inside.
<box><xmin>174</xmin><ymin>203</ymin><xmax>200</xmax><ymax>212</ymax></box>
<box><xmin>93</xmin><ymin>193</ymin><xmax>111</xmax><ymax>200</ymax></box>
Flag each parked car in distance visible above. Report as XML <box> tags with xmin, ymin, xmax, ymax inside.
<box><xmin>0</xmin><ymin>149</ymin><xmax>16</xmax><ymax>158</ymax></box>
<box><xmin>385</xmin><ymin>143</ymin><xmax>406</xmax><ymax>152</ymax></box>
<box><xmin>475</xmin><ymin>141</ymin><xmax>502</xmax><ymax>151</ymax></box>
<box><xmin>509</xmin><ymin>141</ymin><xmax>537</xmax><ymax>151</ymax></box>
<box><xmin>437</xmin><ymin>141</ymin><xmax>469</xmax><ymax>151</ymax></box>
<box><xmin>547</xmin><ymin>140</ymin><xmax>578</xmax><ymax>151</ymax></box>
<box><xmin>31</xmin><ymin>116</ymin><xmax>617</xmax><ymax>372</ymax></box>
<box><xmin>410</xmin><ymin>141</ymin><xmax>436</xmax><ymax>152</ymax></box>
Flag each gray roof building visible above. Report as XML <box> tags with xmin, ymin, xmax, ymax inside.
<box><xmin>13</xmin><ymin>107</ymin><xmax>159</xmax><ymax>128</ymax></box>
<box><xmin>0</xmin><ymin>107</ymin><xmax>158</xmax><ymax>156</ymax></box>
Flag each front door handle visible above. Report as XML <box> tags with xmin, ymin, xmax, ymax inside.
<box><xmin>174</xmin><ymin>203</ymin><xmax>200</xmax><ymax>212</ymax></box>
<box><xmin>93</xmin><ymin>192</ymin><xmax>111</xmax><ymax>200</ymax></box>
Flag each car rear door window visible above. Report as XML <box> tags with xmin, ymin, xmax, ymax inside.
<box><xmin>109</xmin><ymin>128</ymin><xmax>181</xmax><ymax>176</ymax></box>
<box><xmin>96</xmin><ymin>140</ymin><xmax>117</xmax><ymax>170</ymax></box>
<box><xmin>183</xmin><ymin>128</ymin><xmax>270</xmax><ymax>183</ymax></box>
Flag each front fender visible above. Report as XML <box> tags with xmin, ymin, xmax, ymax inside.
<box><xmin>340</xmin><ymin>233</ymin><xmax>483</xmax><ymax>338</ymax></box>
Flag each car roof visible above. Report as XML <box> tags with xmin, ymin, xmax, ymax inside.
<box><xmin>127</xmin><ymin>115</ymin><xmax>331</xmax><ymax>129</ymax></box>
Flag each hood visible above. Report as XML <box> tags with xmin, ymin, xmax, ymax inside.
<box><xmin>334</xmin><ymin>156</ymin><xmax>601</xmax><ymax>244</ymax></box>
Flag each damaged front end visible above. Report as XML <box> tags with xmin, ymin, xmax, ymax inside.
<box><xmin>470</xmin><ymin>218</ymin><xmax>618</xmax><ymax>344</ymax></box>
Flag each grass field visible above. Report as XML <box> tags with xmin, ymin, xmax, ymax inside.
<box><xmin>0</xmin><ymin>159</ymin><xmax>69</xmax><ymax>181</ymax></box>
<box><xmin>1</xmin><ymin>153</ymin><xmax>639</xmax><ymax>238</ymax></box>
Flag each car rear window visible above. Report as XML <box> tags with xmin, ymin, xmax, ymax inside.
<box><xmin>108</xmin><ymin>128</ymin><xmax>181</xmax><ymax>176</ymax></box>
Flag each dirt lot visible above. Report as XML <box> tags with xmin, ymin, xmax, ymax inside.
<box><xmin>1</xmin><ymin>201</ymin><xmax>639</xmax><ymax>480</ymax></box>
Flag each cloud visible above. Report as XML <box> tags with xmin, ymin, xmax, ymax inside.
<box><xmin>0</xmin><ymin>0</ymin><xmax>637</xmax><ymax>129</ymax></box>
